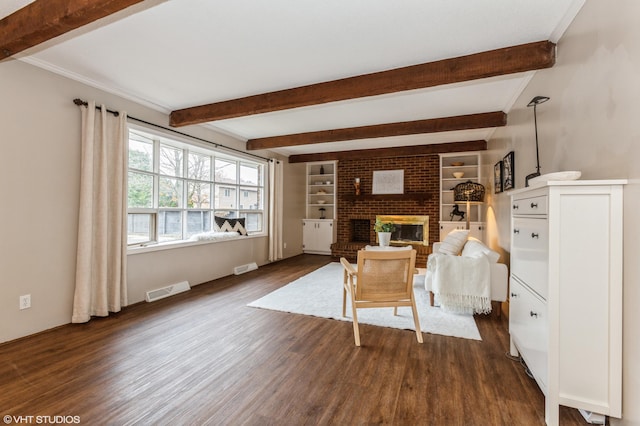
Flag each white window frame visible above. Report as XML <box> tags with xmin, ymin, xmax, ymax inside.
<box><xmin>126</xmin><ymin>124</ymin><xmax>267</xmax><ymax>249</ymax></box>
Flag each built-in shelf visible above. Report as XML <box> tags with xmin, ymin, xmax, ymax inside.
<box><xmin>306</xmin><ymin>161</ymin><xmax>336</xmax><ymax>220</ymax></box>
<box><xmin>304</xmin><ymin>161</ymin><xmax>337</xmax><ymax>255</ymax></box>
<box><xmin>439</xmin><ymin>152</ymin><xmax>485</xmax><ymax>241</ymax></box>
<box><xmin>340</xmin><ymin>192</ymin><xmax>433</xmax><ymax>204</ymax></box>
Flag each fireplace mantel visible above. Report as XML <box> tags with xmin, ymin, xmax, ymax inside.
<box><xmin>340</xmin><ymin>192</ymin><xmax>433</xmax><ymax>204</ymax></box>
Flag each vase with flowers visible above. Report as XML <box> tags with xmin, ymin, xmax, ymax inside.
<box><xmin>374</xmin><ymin>219</ymin><xmax>395</xmax><ymax>247</ymax></box>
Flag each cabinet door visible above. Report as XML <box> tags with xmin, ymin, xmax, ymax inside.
<box><xmin>439</xmin><ymin>222</ymin><xmax>465</xmax><ymax>241</ymax></box>
<box><xmin>316</xmin><ymin>221</ymin><xmax>334</xmax><ymax>251</ymax></box>
<box><xmin>511</xmin><ymin>217</ymin><xmax>549</xmax><ymax>299</ymax></box>
<box><xmin>303</xmin><ymin>220</ymin><xmax>334</xmax><ymax>254</ymax></box>
<box><xmin>302</xmin><ymin>221</ymin><xmax>317</xmax><ymax>251</ymax></box>
<box><xmin>509</xmin><ymin>278</ymin><xmax>548</xmax><ymax>392</ymax></box>
<box><xmin>469</xmin><ymin>223</ymin><xmax>484</xmax><ymax>241</ymax></box>
<box><xmin>440</xmin><ymin>222</ymin><xmax>484</xmax><ymax>242</ymax></box>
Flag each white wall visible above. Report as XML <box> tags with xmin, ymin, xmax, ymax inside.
<box><xmin>482</xmin><ymin>1</ymin><xmax>640</xmax><ymax>423</ymax></box>
<box><xmin>0</xmin><ymin>59</ymin><xmax>304</xmax><ymax>343</ymax></box>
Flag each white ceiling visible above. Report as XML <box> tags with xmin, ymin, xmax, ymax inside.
<box><xmin>8</xmin><ymin>0</ymin><xmax>585</xmax><ymax>157</ymax></box>
<box><xmin>0</xmin><ymin>0</ymin><xmax>33</xmax><ymax>17</ymax></box>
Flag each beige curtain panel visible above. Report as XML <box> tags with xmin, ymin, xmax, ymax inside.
<box><xmin>72</xmin><ymin>101</ymin><xmax>128</xmax><ymax>323</ymax></box>
<box><xmin>268</xmin><ymin>159</ymin><xmax>284</xmax><ymax>262</ymax></box>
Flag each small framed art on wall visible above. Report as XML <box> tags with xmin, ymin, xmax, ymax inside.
<box><xmin>502</xmin><ymin>151</ymin><xmax>515</xmax><ymax>191</ymax></box>
<box><xmin>494</xmin><ymin>160</ymin><xmax>503</xmax><ymax>194</ymax></box>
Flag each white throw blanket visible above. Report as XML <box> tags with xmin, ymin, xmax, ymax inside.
<box><xmin>427</xmin><ymin>253</ymin><xmax>491</xmax><ymax>314</ymax></box>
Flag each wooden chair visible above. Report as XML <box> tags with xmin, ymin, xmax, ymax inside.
<box><xmin>340</xmin><ymin>249</ymin><xmax>423</xmax><ymax>346</ymax></box>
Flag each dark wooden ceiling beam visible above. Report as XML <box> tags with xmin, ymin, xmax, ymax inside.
<box><xmin>288</xmin><ymin>140</ymin><xmax>487</xmax><ymax>163</ymax></box>
<box><xmin>0</xmin><ymin>0</ymin><xmax>145</xmax><ymax>59</ymax></box>
<box><xmin>170</xmin><ymin>41</ymin><xmax>555</xmax><ymax>127</ymax></box>
<box><xmin>246</xmin><ymin>111</ymin><xmax>505</xmax><ymax>150</ymax></box>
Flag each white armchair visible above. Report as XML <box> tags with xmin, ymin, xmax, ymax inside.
<box><xmin>423</xmin><ymin>239</ymin><xmax>508</xmax><ymax>316</ymax></box>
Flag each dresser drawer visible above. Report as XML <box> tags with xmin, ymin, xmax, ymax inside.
<box><xmin>511</xmin><ymin>218</ymin><xmax>549</xmax><ymax>299</ymax></box>
<box><xmin>509</xmin><ymin>277</ymin><xmax>548</xmax><ymax>393</ymax></box>
<box><xmin>512</xmin><ymin>195</ymin><xmax>547</xmax><ymax>215</ymax></box>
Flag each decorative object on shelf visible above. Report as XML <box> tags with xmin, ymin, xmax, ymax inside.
<box><xmin>317</xmin><ymin>189</ymin><xmax>326</xmax><ymax>194</ymax></box>
<box><xmin>527</xmin><ymin>170</ymin><xmax>582</xmax><ymax>186</ymax></box>
<box><xmin>453</xmin><ymin>172</ymin><xmax>465</xmax><ymax>179</ymax></box>
<box><xmin>450</xmin><ymin>162</ymin><xmax>465</xmax><ymax>166</ymax></box>
<box><xmin>372</xmin><ymin>170</ymin><xmax>404</xmax><ymax>194</ymax></box>
<box><xmin>319</xmin><ymin>207</ymin><xmax>326</xmax><ymax>219</ymax></box>
<box><xmin>354</xmin><ymin>177</ymin><xmax>361</xmax><ymax>195</ymax></box>
<box><xmin>374</xmin><ymin>219</ymin><xmax>396</xmax><ymax>247</ymax></box>
<box><xmin>502</xmin><ymin>151</ymin><xmax>515</xmax><ymax>191</ymax></box>
<box><xmin>320</xmin><ymin>165</ymin><xmax>325</xmax><ymax>175</ymax></box>
<box><xmin>449</xmin><ymin>204</ymin><xmax>465</xmax><ymax>221</ymax></box>
<box><xmin>317</xmin><ymin>200</ymin><xmax>326</xmax><ymax>204</ymax></box>
<box><xmin>494</xmin><ymin>161</ymin><xmax>503</xmax><ymax>194</ymax></box>
<box><xmin>453</xmin><ymin>181</ymin><xmax>485</xmax><ymax>230</ymax></box>
<box><xmin>525</xmin><ymin>95</ymin><xmax>550</xmax><ymax>187</ymax></box>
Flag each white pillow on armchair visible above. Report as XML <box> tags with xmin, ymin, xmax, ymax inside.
<box><xmin>461</xmin><ymin>237</ymin><xmax>500</xmax><ymax>263</ymax></box>
<box><xmin>438</xmin><ymin>229</ymin><xmax>469</xmax><ymax>255</ymax></box>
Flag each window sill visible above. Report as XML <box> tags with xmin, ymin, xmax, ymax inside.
<box><xmin>127</xmin><ymin>232</ymin><xmax>266</xmax><ymax>255</ymax></box>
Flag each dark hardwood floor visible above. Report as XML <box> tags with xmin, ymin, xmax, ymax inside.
<box><xmin>1</xmin><ymin>254</ymin><xmax>587</xmax><ymax>425</ymax></box>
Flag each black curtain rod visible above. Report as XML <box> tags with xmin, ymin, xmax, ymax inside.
<box><xmin>73</xmin><ymin>98</ymin><xmax>273</xmax><ymax>163</ymax></box>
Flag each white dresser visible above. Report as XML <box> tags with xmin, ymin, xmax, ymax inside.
<box><xmin>509</xmin><ymin>180</ymin><xmax>625</xmax><ymax>425</ymax></box>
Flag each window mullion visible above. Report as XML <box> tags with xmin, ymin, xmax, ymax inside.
<box><xmin>153</xmin><ymin>138</ymin><xmax>160</xmax><ymax>210</ymax></box>
<box><xmin>182</xmin><ymin>147</ymin><xmax>189</xmax><ymax>238</ymax></box>
<box><xmin>235</xmin><ymin>160</ymin><xmax>240</xmax><ymax>217</ymax></box>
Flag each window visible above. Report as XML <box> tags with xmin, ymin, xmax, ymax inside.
<box><xmin>127</xmin><ymin>127</ymin><xmax>266</xmax><ymax>246</ymax></box>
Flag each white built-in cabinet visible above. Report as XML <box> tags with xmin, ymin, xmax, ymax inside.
<box><xmin>439</xmin><ymin>153</ymin><xmax>485</xmax><ymax>241</ymax></box>
<box><xmin>439</xmin><ymin>222</ymin><xmax>485</xmax><ymax>242</ymax></box>
<box><xmin>303</xmin><ymin>161</ymin><xmax>337</xmax><ymax>255</ymax></box>
<box><xmin>509</xmin><ymin>180</ymin><xmax>625</xmax><ymax>425</ymax></box>
<box><xmin>302</xmin><ymin>220</ymin><xmax>335</xmax><ymax>255</ymax></box>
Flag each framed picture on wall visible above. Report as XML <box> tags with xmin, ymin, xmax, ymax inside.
<box><xmin>494</xmin><ymin>161</ymin><xmax>503</xmax><ymax>193</ymax></box>
<box><xmin>372</xmin><ymin>170</ymin><xmax>404</xmax><ymax>194</ymax></box>
<box><xmin>502</xmin><ymin>151</ymin><xmax>515</xmax><ymax>191</ymax></box>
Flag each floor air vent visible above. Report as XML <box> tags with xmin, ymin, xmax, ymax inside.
<box><xmin>233</xmin><ymin>262</ymin><xmax>258</xmax><ymax>275</ymax></box>
<box><xmin>145</xmin><ymin>281</ymin><xmax>190</xmax><ymax>302</ymax></box>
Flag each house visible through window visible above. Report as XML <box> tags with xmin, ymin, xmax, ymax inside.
<box><xmin>127</xmin><ymin>127</ymin><xmax>266</xmax><ymax>246</ymax></box>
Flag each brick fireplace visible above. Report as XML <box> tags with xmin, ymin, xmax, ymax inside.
<box><xmin>331</xmin><ymin>155</ymin><xmax>440</xmax><ymax>265</ymax></box>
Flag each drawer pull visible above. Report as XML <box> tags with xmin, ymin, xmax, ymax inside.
<box><xmin>531</xmin><ymin>233</ymin><xmax>539</xmax><ymax>239</ymax></box>
<box><xmin>513</xmin><ymin>229</ymin><xmax>520</xmax><ymax>234</ymax></box>
<box><xmin>530</xmin><ymin>202</ymin><xmax>538</xmax><ymax>209</ymax></box>
<box><xmin>510</xmin><ymin>292</ymin><xmax>518</xmax><ymax>298</ymax></box>
<box><xmin>513</xmin><ymin>204</ymin><xmax>519</xmax><ymax>210</ymax></box>
<box><xmin>530</xmin><ymin>311</ymin><xmax>539</xmax><ymax>318</ymax></box>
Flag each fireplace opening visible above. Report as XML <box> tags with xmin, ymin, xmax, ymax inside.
<box><xmin>376</xmin><ymin>215</ymin><xmax>429</xmax><ymax>246</ymax></box>
<box><xmin>351</xmin><ymin>219</ymin><xmax>371</xmax><ymax>242</ymax></box>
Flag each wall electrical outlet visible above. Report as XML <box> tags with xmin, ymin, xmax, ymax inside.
<box><xmin>19</xmin><ymin>294</ymin><xmax>31</xmax><ymax>310</ymax></box>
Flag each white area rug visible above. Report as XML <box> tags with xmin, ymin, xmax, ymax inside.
<box><xmin>248</xmin><ymin>262</ymin><xmax>481</xmax><ymax>341</ymax></box>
